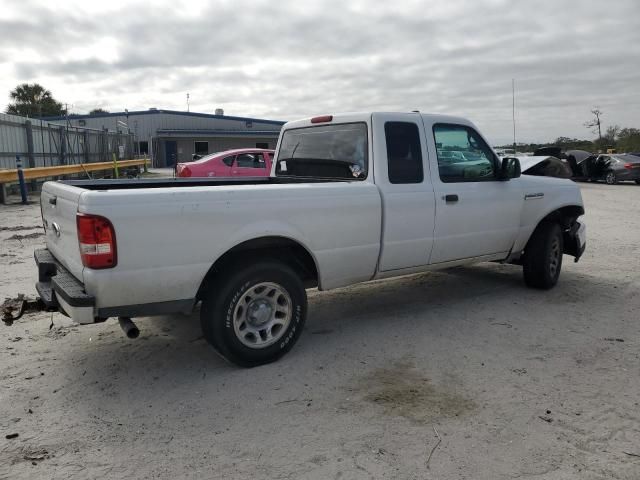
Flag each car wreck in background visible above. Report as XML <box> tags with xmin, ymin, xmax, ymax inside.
<box><xmin>589</xmin><ymin>154</ymin><xmax>640</xmax><ymax>184</ymax></box>
<box><xmin>518</xmin><ymin>155</ymin><xmax>573</xmax><ymax>179</ymax></box>
<box><xmin>524</xmin><ymin>147</ymin><xmax>640</xmax><ymax>184</ymax></box>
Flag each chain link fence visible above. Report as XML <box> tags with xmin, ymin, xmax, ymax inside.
<box><xmin>0</xmin><ymin>112</ymin><xmax>135</xmax><ymax>171</ymax></box>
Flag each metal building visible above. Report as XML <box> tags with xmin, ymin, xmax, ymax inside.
<box><xmin>45</xmin><ymin>109</ymin><xmax>285</xmax><ymax>167</ymax></box>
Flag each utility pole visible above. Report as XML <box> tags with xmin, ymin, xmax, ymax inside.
<box><xmin>187</xmin><ymin>93</ymin><xmax>190</xmax><ymax>112</ymax></box>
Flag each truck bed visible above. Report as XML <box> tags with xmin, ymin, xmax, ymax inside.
<box><xmin>41</xmin><ymin>176</ymin><xmax>383</xmax><ymax>313</ymax></box>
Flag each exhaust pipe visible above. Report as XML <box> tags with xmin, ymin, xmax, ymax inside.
<box><xmin>118</xmin><ymin>317</ymin><xmax>139</xmax><ymax>339</ymax></box>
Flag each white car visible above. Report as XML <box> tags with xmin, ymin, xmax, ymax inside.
<box><xmin>36</xmin><ymin>112</ymin><xmax>586</xmax><ymax>366</ymax></box>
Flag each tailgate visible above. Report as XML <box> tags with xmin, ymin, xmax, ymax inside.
<box><xmin>40</xmin><ymin>182</ymin><xmax>85</xmax><ymax>281</ymax></box>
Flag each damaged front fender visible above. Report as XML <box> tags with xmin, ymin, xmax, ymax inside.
<box><xmin>564</xmin><ymin>220</ymin><xmax>586</xmax><ymax>262</ymax></box>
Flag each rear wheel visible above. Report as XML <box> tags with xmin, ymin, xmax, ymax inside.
<box><xmin>200</xmin><ymin>259</ymin><xmax>307</xmax><ymax>367</ymax></box>
<box><xmin>522</xmin><ymin>222</ymin><xmax>563</xmax><ymax>289</ymax></box>
<box><xmin>605</xmin><ymin>171</ymin><xmax>617</xmax><ymax>185</ymax></box>
<box><xmin>635</xmin><ymin>179</ymin><xmax>640</xmax><ymax>185</ymax></box>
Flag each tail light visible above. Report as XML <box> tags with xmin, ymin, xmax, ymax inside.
<box><xmin>77</xmin><ymin>213</ymin><xmax>117</xmax><ymax>269</ymax></box>
<box><xmin>624</xmin><ymin>163</ymin><xmax>634</xmax><ymax>170</ymax></box>
<box><xmin>177</xmin><ymin>164</ymin><xmax>191</xmax><ymax>177</ymax></box>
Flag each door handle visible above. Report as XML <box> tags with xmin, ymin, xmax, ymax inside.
<box><xmin>444</xmin><ymin>194</ymin><xmax>459</xmax><ymax>203</ymax></box>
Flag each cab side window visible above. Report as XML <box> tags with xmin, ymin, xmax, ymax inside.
<box><xmin>385</xmin><ymin>122</ymin><xmax>423</xmax><ymax>184</ymax></box>
<box><xmin>433</xmin><ymin>124</ymin><xmax>497</xmax><ymax>182</ymax></box>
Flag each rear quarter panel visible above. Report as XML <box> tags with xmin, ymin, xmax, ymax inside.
<box><xmin>79</xmin><ymin>182</ymin><xmax>382</xmax><ymax>309</ymax></box>
<box><xmin>189</xmin><ymin>156</ymin><xmax>229</xmax><ymax>177</ymax></box>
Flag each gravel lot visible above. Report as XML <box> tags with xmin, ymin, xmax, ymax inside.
<box><xmin>1</xmin><ymin>182</ymin><xmax>639</xmax><ymax>479</ymax></box>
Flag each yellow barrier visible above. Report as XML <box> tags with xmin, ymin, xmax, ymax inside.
<box><xmin>0</xmin><ymin>159</ymin><xmax>150</xmax><ymax>184</ymax></box>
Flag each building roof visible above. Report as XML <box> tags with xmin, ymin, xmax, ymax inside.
<box><xmin>42</xmin><ymin>108</ymin><xmax>287</xmax><ymax>126</ymax></box>
<box><xmin>156</xmin><ymin>129</ymin><xmax>281</xmax><ymax>137</ymax></box>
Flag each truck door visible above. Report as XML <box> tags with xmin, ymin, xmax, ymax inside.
<box><xmin>372</xmin><ymin>113</ymin><xmax>436</xmax><ymax>271</ymax></box>
<box><xmin>424</xmin><ymin>120</ymin><xmax>523</xmax><ymax>264</ymax></box>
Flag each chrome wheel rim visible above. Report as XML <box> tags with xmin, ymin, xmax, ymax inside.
<box><xmin>549</xmin><ymin>237</ymin><xmax>561</xmax><ymax>278</ymax></box>
<box><xmin>232</xmin><ymin>282</ymin><xmax>292</xmax><ymax>349</ymax></box>
<box><xmin>606</xmin><ymin>172</ymin><xmax>615</xmax><ymax>184</ymax></box>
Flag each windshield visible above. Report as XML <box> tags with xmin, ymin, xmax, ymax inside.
<box><xmin>276</xmin><ymin>123</ymin><xmax>368</xmax><ymax>179</ymax></box>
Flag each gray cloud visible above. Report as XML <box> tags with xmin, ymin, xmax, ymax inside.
<box><xmin>1</xmin><ymin>0</ymin><xmax>639</xmax><ymax>143</ymax></box>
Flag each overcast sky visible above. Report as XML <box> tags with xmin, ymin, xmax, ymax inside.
<box><xmin>1</xmin><ymin>0</ymin><xmax>638</xmax><ymax>144</ymax></box>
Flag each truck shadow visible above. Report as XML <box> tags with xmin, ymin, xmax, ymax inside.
<box><xmin>58</xmin><ymin>261</ymin><xmax>602</xmax><ymax>416</ymax></box>
<box><xmin>303</xmin><ymin>262</ymin><xmax>539</xmax><ymax>332</ymax></box>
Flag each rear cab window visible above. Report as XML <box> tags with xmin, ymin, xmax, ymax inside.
<box><xmin>276</xmin><ymin>123</ymin><xmax>368</xmax><ymax>179</ymax></box>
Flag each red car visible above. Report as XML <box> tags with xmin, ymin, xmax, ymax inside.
<box><xmin>176</xmin><ymin>148</ymin><xmax>274</xmax><ymax>178</ymax></box>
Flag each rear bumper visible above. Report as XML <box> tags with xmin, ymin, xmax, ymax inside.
<box><xmin>35</xmin><ymin>248</ymin><xmax>195</xmax><ymax>323</ymax></box>
<box><xmin>35</xmin><ymin>249</ymin><xmax>97</xmax><ymax>324</ymax></box>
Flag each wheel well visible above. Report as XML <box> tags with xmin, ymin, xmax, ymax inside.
<box><xmin>527</xmin><ymin>205</ymin><xmax>584</xmax><ymax>257</ymax></box>
<box><xmin>538</xmin><ymin>205</ymin><xmax>584</xmax><ymax>230</ymax></box>
<box><xmin>196</xmin><ymin>236</ymin><xmax>319</xmax><ymax>300</ymax></box>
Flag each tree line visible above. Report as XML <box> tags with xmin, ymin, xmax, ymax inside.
<box><xmin>499</xmin><ymin>128</ymin><xmax>640</xmax><ymax>154</ymax></box>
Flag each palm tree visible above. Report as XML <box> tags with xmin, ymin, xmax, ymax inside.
<box><xmin>6</xmin><ymin>83</ymin><xmax>65</xmax><ymax>117</ymax></box>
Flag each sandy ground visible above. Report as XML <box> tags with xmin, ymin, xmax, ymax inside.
<box><xmin>1</xmin><ymin>182</ymin><xmax>639</xmax><ymax>479</ymax></box>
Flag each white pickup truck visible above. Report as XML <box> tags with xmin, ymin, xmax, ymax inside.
<box><xmin>36</xmin><ymin>112</ymin><xmax>586</xmax><ymax>367</ymax></box>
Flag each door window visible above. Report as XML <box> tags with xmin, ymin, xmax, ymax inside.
<box><xmin>433</xmin><ymin>124</ymin><xmax>497</xmax><ymax>182</ymax></box>
<box><xmin>237</xmin><ymin>153</ymin><xmax>266</xmax><ymax>169</ymax></box>
<box><xmin>385</xmin><ymin>122</ymin><xmax>423</xmax><ymax>184</ymax></box>
<box><xmin>222</xmin><ymin>155</ymin><xmax>235</xmax><ymax>167</ymax></box>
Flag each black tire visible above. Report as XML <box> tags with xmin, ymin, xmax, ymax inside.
<box><xmin>522</xmin><ymin>222</ymin><xmax>563</xmax><ymax>290</ymax></box>
<box><xmin>200</xmin><ymin>259</ymin><xmax>307</xmax><ymax>367</ymax></box>
<box><xmin>605</xmin><ymin>171</ymin><xmax>617</xmax><ymax>185</ymax></box>
<box><xmin>635</xmin><ymin>179</ymin><xmax>640</xmax><ymax>185</ymax></box>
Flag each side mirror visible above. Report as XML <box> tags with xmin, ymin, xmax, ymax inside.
<box><xmin>499</xmin><ymin>157</ymin><xmax>521</xmax><ymax>180</ymax></box>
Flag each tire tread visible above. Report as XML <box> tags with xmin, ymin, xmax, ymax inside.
<box><xmin>523</xmin><ymin>222</ymin><xmax>563</xmax><ymax>290</ymax></box>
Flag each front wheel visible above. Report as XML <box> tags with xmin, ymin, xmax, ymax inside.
<box><xmin>522</xmin><ymin>222</ymin><xmax>563</xmax><ymax>289</ymax></box>
<box><xmin>200</xmin><ymin>260</ymin><xmax>307</xmax><ymax>367</ymax></box>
